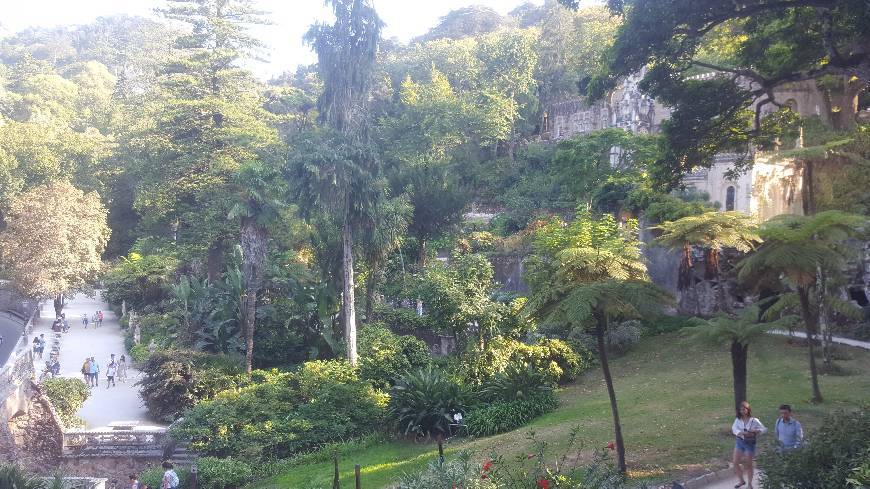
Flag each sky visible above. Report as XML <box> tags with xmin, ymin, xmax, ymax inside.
<box><xmin>0</xmin><ymin>0</ymin><xmax>543</xmax><ymax>80</ymax></box>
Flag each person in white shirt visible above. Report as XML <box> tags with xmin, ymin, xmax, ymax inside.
<box><xmin>731</xmin><ymin>401</ymin><xmax>767</xmax><ymax>489</ymax></box>
<box><xmin>161</xmin><ymin>461</ymin><xmax>180</xmax><ymax>489</ymax></box>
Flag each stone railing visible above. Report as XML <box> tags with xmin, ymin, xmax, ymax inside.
<box><xmin>62</xmin><ymin>427</ymin><xmax>169</xmax><ymax>458</ymax></box>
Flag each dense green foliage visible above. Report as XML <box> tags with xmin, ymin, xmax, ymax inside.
<box><xmin>457</xmin><ymin>336</ymin><xmax>586</xmax><ymax>386</ymax></box>
<box><xmin>40</xmin><ymin>378</ymin><xmax>89</xmax><ymax>428</ymax></box>
<box><xmin>357</xmin><ymin>324</ymin><xmax>430</xmax><ymax>388</ymax></box>
<box><xmin>172</xmin><ymin>361</ymin><xmax>387</xmax><ymax>460</ymax></box>
<box><xmin>466</xmin><ymin>394</ymin><xmax>558</xmax><ymax>437</ymax></box>
<box><xmin>760</xmin><ymin>408</ymin><xmax>870</xmax><ymax>488</ymax></box>
<box><xmin>137</xmin><ymin>351</ymin><xmax>242</xmax><ymax>422</ymax></box>
<box><xmin>387</xmin><ymin>366</ymin><xmax>467</xmax><ymax>441</ymax></box>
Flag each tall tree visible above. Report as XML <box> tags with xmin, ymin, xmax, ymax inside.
<box><xmin>304</xmin><ymin>0</ymin><xmax>383</xmax><ymax>365</ymax></box>
<box><xmin>136</xmin><ymin>0</ymin><xmax>280</xmax><ymax>372</ymax></box>
<box><xmin>0</xmin><ymin>182</ymin><xmax>110</xmax><ymax>315</ymax></box>
<box><xmin>654</xmin><ymin>211</ymin><xmax>761</xmax><ymax>314</ymax></box>
<box><xmin>738</xmin><ymin>210</ymin><xmax>867</xmax><ymax>403</ymax></box>
<box><xmin>524</xmin><ymin>212</ymin><xmax>670</xmax><ymax>473</ymax></box>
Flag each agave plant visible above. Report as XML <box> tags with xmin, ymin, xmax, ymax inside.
<box><xmin>389</xmin><ymin>366</ymin><xmax>468</xmax><ymax>462</ymax></box>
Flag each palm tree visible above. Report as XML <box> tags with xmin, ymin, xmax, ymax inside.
<box><xmin>654</xmin><ymin>211</ymin><xmax>761</xmax><ymax>315</ymax></box>
<box><xmin>388</xmin><ymin>366</ymin><xmax>467</xmax><ymax>466</ymax></box>
<box><xmin>738</xmin><ymin>210</ymin><xmax>867</xmax><ymax>403</ymax></box>
<box><xmin>302</xmin><ymin>0</ymin><xmax>383</xmax><ymax>365</ymax></box>
<box><xmin>683</xmin><ymin>304</ymin><xmax>797</xmax><ymax>414</ymax></box>
<box><xmin>525</xmin><ymin>213</ymin><xmax>671</xmax><ymax>474</ymax></box>
<box><xmin>230</xmin><ymin>161</ymin><xmax>286</xmax><ymax>373</ymax></box>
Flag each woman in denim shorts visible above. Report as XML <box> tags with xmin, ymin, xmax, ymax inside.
<box><xmin>731</xmin><ymin>401</ymin><xmax>767</xmax><ymax>489</ymax></box>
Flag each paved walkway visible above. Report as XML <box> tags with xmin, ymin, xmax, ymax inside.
<box><xmin>31</xmin><ymin>291</ymin><xmax>159</xmax><ymax>430</ymax></box>
<box><xmin>770</xmin><ymin>329</ymin><xmax>870</xmax><ymax>350</ymax></box>
<box><xmin>697</xmin><ymin>471</ymin><xmax>761</xmax><ymax>489</ymax></box>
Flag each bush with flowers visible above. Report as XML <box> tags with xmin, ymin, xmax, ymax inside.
<box><xmin>398</xmin><ymin>429</ymin><xmax>651</xmax><ymax>489</ymax></box>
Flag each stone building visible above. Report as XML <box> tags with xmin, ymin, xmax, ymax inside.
<box><xmin>540</xmin><ymin>71</ymin><xmax>830</xmax><ymax>222</ymax></box>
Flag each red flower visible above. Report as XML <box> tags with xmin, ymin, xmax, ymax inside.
<box><xmin>482</xmin><ymin>460</ymin><xmax>494</xmax><ymax>472</ymax></box>
<box><xmin>606</xmin><ymin>441</ymin><xmax>616</xmax><ymax>450</ymax></box>
<box><xmin>536</xmin><ymin>479</ymin><xmax>550</xmax><ymax>489</ymax></box>
<box><xmin>481</xmin><ymin>474</ymin><xmax>488</xmax><ymax>480</ymax></box>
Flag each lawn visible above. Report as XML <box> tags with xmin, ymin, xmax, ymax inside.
<box><xmin>252</xmin><ymin>333</ymin><xmax>870</xmax><ymax>488</ymax></box>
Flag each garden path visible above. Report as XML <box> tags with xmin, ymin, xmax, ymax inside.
<box><xmin>770</xmin><ymin>329</ymin><xmax>870</xmax><ymax>350</ymax></box>
<box><xmin>31</xmin><ymin>291</ymin><xmax>159</xmax><ymax>429</ymax></box>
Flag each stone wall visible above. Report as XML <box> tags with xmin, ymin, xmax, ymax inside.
<box><xmin>57</xmin><ymin>457</ymin><xmax>163</xmax><ymax>485</ymax></box>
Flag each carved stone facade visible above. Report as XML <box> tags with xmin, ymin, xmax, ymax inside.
<box><xmin>541</xmin><ymin>71</ymin><xmax>830</xmax><ymax>222</ymax></box>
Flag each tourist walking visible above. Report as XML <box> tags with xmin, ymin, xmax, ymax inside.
<box><xmin>97</xmin><ymin>310</ymin><xmax>104</xmax><ymax>327</ymax></box>
<box><xmin>32</xmin><ymin>336</ymin><xmax>43</xmax><ymax>359</ymax></box>
<box><xmin>161</xmin><ymin>462</ymin><xmax>180</xmax><ymax>489</ymax></box>
<box><xmin>117</xmin><ymin>355</ymin><xmax>128</xmax><ymax>383</ymax></box>
<box><xmin>731</xmin><ymin>401</ymin><xmax>766</xmax><ymax>489</ymax></box>
<box><xmin>129</xmin><ymin>474</ymin><xmax>142</xmax><ymax>489</ymax></box>
<box><xmin>774</xmin><ymin>404</ymin><xmax>803</xmax><ymax>452</ymax></box>
<box><xmin>82</xmin><ymin>313</ymin><xmax>89</xmax><ymax>329</ymax></box>
<box><xmin>106</xmin><ymin>361</ymin><xmax>116</xmax><ymax>388</ymax></box>
<box><xmin>89</xmin><ymin>357</ymin><xmax>100</xmax><ymax>387</ymax></box>
<box><xmin>92</xmin><ymin>312</ymin><xmax>99</xmax><ymax>328</ymax></box>
<box><xmin>81</xmin><ymin>357</ymin><xmax>92</xmax><ymax>386</ymax></box>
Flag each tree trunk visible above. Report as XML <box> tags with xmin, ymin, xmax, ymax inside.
<box><xmin>801</xmin><ymin>160</ymin><xmax>816</xmax><ymax>216</ymax></box>
<box><xmin>240</xmin><ymin>217</ymin><xmax>268</xmax><ymax>374</ymax></box>
<box><xmin>596</xmin><ymin>314</ymin><xmax>627</xmax><ymax>474</ymax></box>
<box><xmin>416</xmin><ymin>239</ymin><xmax>426</xmax><ymax>316</ymax></box>
<box><xmin>730</xmin><ymin>340</ymin><xmax>748</xmax><ymax>416</ymax></box>
<box><xmin>53</xmin><ymin>293</ymin><xmax>65</xmax><ymax>317</ymax></box>
<box><xmin>436</xmin><ymin>433</ymin><xmax>445</xmax><ymax>467</ymax></box>
<box><xmin>207</xmin><ymin>239</ymin><xmax>224</xmax><ymax>284</ymax></box>
<box><xmin>798</xmin><ymin>287</ymin><xmax>824</xmax><ymax>403</ymax></box>
<box><xmin>342</xmin><ymin>205</ymin><xmax>358</xmax><ymax>365</ymax></box>
<box><xmin>364</xmin><ymin>261</ymin><xmax>378</xmax><ymax>321</ymax></box>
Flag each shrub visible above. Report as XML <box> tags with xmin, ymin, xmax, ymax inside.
<box><xmin>358</xmin><ymin>324</ymin><xmax>430</xmax><ymax>388</ymax></box>
<box><xmin>196</xmin><ymin>457</ymin><xmax>253</xmax><ymax>489</ymax></box>
<box><xmin>172</xmin><ymin>363</ymin><xmax>387</xmax><ymax>461</ymax></box>
<box><xmin>465</xmin><ymin>394</ymin><xmax>557</xmax><ymax>437</ymax></box>
<box><xmin>389</xmin><ymin>366</ymin><xmax>468</xmax><ymax>439</ymax></box>
<box><xmin>397</xmin><ymin>451</ymin><xmax>494</xmax><ymax>489</ymax></box>
<box><xmin>373</xmin><ymin>306</ymin><xmax>432</xmax><ymax>335</ymax></box>
<box><xmin>140</xmin><ymin>466</ymin><xmax>190</xmax><ymax>489</ymax></box>
<box><xmin>129</xmin><ymin>343</ymin><xmax>151</xmax><ymax>363</ymax></box>
<box><xmin>480</xmin><ymin>364</ymin><xmax>553</xmax><ymax>403</ymax></box>
<box><xmin>41</xmin><ymin>378</ymin><xmax>89</xmax><ymax>428</ymax></box>
<box><xmin>760</xmin><ymin>408</ymin><xmax>870</xmax><ymax>488</ymax></box>
<box><xmin>137</xmin><ymin>351</ymin><xmax>242</xmax><ymax>422</ymax></box>
<box><xmin>458</xmin><ymin>336</ymin><xmax>587</xmax><ymax>386</ymax></box>
<box><xmin>102</xmin><ymin>252</ymin><xmax>178</xmax><ymax>310</ymax></box>
<box><xmin>606</xmin><ymin>320</ymin><xmax>642</xmax><ymax>355</ymax></box>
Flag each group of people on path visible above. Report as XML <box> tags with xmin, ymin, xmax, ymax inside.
<box><xmin>82</xmin><ymin>310</ymin><xmax>104</xmax><ymax>329</ymax></box>
<box><xmin>81</xmin><ymin>353</ymin><xmax>127</xmax><ymax>388</ymax></box>
<box><xmin>128</xmin><ymin>462</ymin><xmax>180</xmax><ymax>489</ymax></box>
<box><xmin>731</xmin><ymin>401</ymin><xmax>804</xmax><ymax>489</ymax></box>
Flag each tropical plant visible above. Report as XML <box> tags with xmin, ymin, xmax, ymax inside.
<box><xmin>738</xmin><ymin>210</ymin><xmax>867</xmax><ymax>402</ymax></box>
<box><xmin>480</xmin><ymin>364</ymin><xmax>554</xmax><ymax>403</ymax></box>
<box><xmin>654</xmin><ymin>211</ymin><xmax>761</xmax><ymax>315</ymax></box>
<box><xmin>299</xmin><ymin>0</ymin><xmax>384</xmax><ymax>365</ymax></box>
<box><xmin>524</xmin><ymin>212</ymin><xmax>671</xmax><ymax>473</ymax></box>
<box><xmin>682</xmin><ymin>303</ymin><xmax>797</xmax><ymax>414</ymax></box>
<box><xmin>388</xmin><ymin>366</ymin><xmax>468</xmax><ymax>462</ymax></box>
<box><xmin>0</xmin><ymin>463</ymin><xmax>45</xmax><ymax>489</ymax></box>
<box><xmin>465</xmin><ymin>395</ymin><xmax>557</xmax><ymax>437</ymax></box>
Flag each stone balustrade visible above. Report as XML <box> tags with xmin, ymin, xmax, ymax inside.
<box><xmin>62</xmin><ymin>427</ymin><xmax>169</xmax><ymax>458</ymax></box>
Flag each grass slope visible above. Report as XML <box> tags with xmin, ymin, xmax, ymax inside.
<box><xmin>253</xmin><ymin>333</ymin><xmax>870</xmax><ymax>488</ymax></box>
